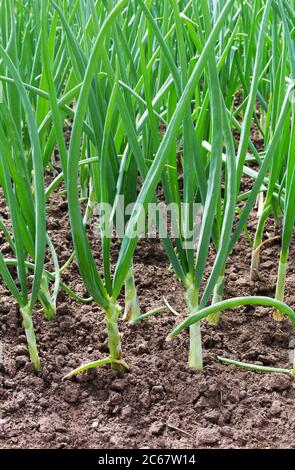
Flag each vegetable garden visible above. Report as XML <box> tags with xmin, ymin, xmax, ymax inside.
<box><xmin>0</xmin><ymin>0</ymin><xmax>295</xmax><ymax>450</ymax></box>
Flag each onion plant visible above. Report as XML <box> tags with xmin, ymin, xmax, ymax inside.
<box><xmin>0</xmin><ymin>0</ymin><xmax>94</xmax><ymax>369</ymax></box>
<box><xmin>0</xmin><ymin>1</ymin><xmax>50</xmax><ymax>369</ymax></box>
<box><xmin>131</xmin><ymin>0</ymin><xmax>295</xmax><ymax>370</ymax></box>
<box><xmin>247</xmin><ymin>1</ymin><xmax>295</xmax><ymax>320</ymax></box>
<box><xmin>110</xmin><ymin>0</ymin><xmax>239</xmax><ymax>370</ymax></box>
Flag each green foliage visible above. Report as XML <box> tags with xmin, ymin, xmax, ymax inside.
<box><xmin>0</xmin><ymin>0</ymin><xmax>294</xmax><ymax>375</ymax></box>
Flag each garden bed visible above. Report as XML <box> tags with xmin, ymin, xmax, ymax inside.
<box><xmin>0</xmin><ymin>0</ymin><xmax>295</xmax><ymax>451</ymax></box>
<box><xmin>0</xmin><ymin>187</ymin><xmax>295</xmax><ymax>449</ymax></box>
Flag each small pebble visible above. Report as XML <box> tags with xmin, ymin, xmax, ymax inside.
<box><xmin>262</xmin><ymin>375</ymin><xmax>291</xmax><ymax>392</ymax></box>
<box><xmin>63</xmin><ymin>384</ymin><xmax>80</xmax><ymax>404</ymax></box>
<box><xmin>15</xmin><ymin>345</ymin><xmax>28</xmax><ymax>356</ymax></box>
<box><xmin>136</xmin><ymin>342</ymin><xmax>149</xmax><ymax>355</ymax></box>
<box><xmin>149</xmin><ymin>421</ymin><xmax>165</xmax><ymax>436</ymax></box>
<box><xmin>15</xmin><ymin>356</ymin><xmax>28</xmax><ymax>368</ymax></box>
<box><xmin>269</xmin><ymin>400</ymin><xmax>282</xmax><ymax>417</ymax></box>
<box><xmin>121</xmin><ymin>406</ymin><xmax>132</xmax><ymax>419</ymax></box>
<box><xmin>197</xmin><ymin>428</ymin><xmax>220</xmax><ymax>446</ymax></box>
<box><xmin>111</xmin><ymin>379</ymin><xmax>127</xmax><ymax>393</ymax></box>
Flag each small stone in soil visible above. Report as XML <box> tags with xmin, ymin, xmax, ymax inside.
<box><xmin>149</xmin><ymin>421</ymin><xmax>165</xmax><ymax>436</ymax></box>
<box><xmin>41</xmin><ymin>432</ymin><xmax>56</xmax><ymax>443</ymax></box>
<box><xmin>121</xmin><ymin>406</ymin><xmax>132</xmax><ymax>419</ymax></box>
<box><xmin>108</xmin><ymin>392</ymin><xmax>123</xmax><ymax>406</ymax></box>
<box><xmin>15</xmin><ymin>345</ymin><xmax>28</xmax><ymax>356</ymax></box>
<box><xmin>3</xmin><ymin>379</ymin><xmax>15</xmax><ymax>389</ymax></box>
<box><xmin>55</xmin><ymin>344</ymin><xmax>69</xmax><ymax>355</ymax></box>
<box><xmin>136</xmin><ymin>342</ymin><xmax>149</xmax><ymax>355</ymax></box>
<box><xmin>38</xmin><ymin>414</ymin><xmax>66</xmax><ymax>433</ymax></box>
<box><xmin>220</xmin><ymin>426</ymin><xmax>234</xmax><ymax>438</ymax></box>
<box><xmin>151</xmin><ymin>385</ymin><xmax>165</xmax><ymax>394</ymax></box>
<box><xmin>15</xmin><ymin>356</ymin><xmax>28</xmax><ymax>367</ymax></box>
<box><xmin>63</xmin><ymin>384</ymin><xmax>80</xmax><ymax>404</ymax></box>
<box><xmin>111</xmin><ymin>379</ymin><xmax>128</xmax><ymax>392</ymax></box>
<box><xmin>23</xmin><ymin>363</ymin><xmax>34</xmax><ymax>374</ymax></box>
<box><xmin>109</xmin><ymin>435</ymin><xmax>119</xmax><ymax>446</ymax></box>
<box><xmin>261</xmin><ymin>375</ymin><xmax>291</xmax><ymax>392</ymax></box>
<box><xmin>197</xmin><ymin>428</ymin><xmax>220</xmax><ymax>446</ymax></box>
<box><xmin>59</xmin><ymin>317</ymin><xmax>75</xmax><ymax>332</ymax></box>
<box><xmin>269</xmin><ymin>400</ymin><xmax>282</xmax><ymax>417</ymax></box>
<box><xmin>204</xmin><ymin>411</ymin><xmax>219</xmax><ymax>424</ymax></box>
<box><xmin>139</xmin><ymin>392</ymin><xmax>151</xmax><ymax>409</ymax></box>
<box><xmin>228</xmin><ymin>390</ymin><xmax>240</xmax><ymax>403</ymax></box>
<box><xmin>80</xmin><ymin>318</ymin><xmax>92</xmax><ymax>330</ymax></box>
<box><xmin>0</xmin><ymin>419</ymin><xmax>7</xmax><ymax>433</ymax></box>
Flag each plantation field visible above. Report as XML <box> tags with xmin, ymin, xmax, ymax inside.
<box><xmin>1</xmin><ymin>184</ymin><xmax>295</xmax><ymax>449</ymax></box>
<box><xmin>0</xmin><ymin>0</ymin><xmax>295</xmax><ymax>451</ymax></box>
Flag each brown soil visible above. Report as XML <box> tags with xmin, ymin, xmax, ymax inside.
<box><xmin>1</xmin><ymin>185</ymin><xmax>295</xmax><ymax>450</ymax></box>
<box><xmin>1</xmin><ymin>112</ymin><xmax>295</xmax><ymax>449</ymax></box>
